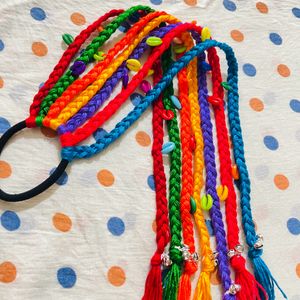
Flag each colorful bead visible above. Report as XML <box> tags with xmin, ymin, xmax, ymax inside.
<box><xmin>146</xmin><ymin>36</ymin><xmax>163</xmax><ymax>46</ymax></box>
<box><xmin>217</xmin><ymin>185</ymin><xmax>229</xmax><ymax>201</ymax></box>
<box><xmin>201</xmin><ymin>27</ymin><xmax>211</xmax><ymax>41</ymax></box>
<box><xmin>62</xmin><ymin>33</ymin><xmax>74</xmax><ymax>45</ymax></box>
<box><xmin>190</xmin><ymin>197</ymin><xmax>197</xmax><ymax>214</ymax></box>
<box><xmin>162</xmin><ymin>110</ymin><xmax>174</xmax><ymax>120</ymax></box>
<box><xmin>161</xmin><ymin>142</ymin><xmax>175</xmax><ymax>154</ymax></box>
<box><xmin>93</xmin><ymin>51</ymin><xmax>105</xmax><ymax>61</ymax></box>
<box><xmin>174</xmin><ymin>45</ymin><xmax>187</xmax><ymax>54</ymax></box>
<box><xmin>208</xmin><ymin>96</ymin><xmax>222</xmax><ymax>106</ymax></box>
<box><xmin>221</xmin><ymin>81</ymin><xmax>231</xmax><ymax>90</ymax></box>
<box><xmin>140</xmin><ymin>80</ymin><xmax>151</xmax><ymax>93</ymax></box>
<box><xmin>232</xmin><ymin>164</ymin><xmax>239</xmax><ymax>180</ymax></box>
<box><xmin>170</xmin><ymin>95</ymin><xmax>182</xmax><ymax>110</ymax></box>
<box><xmin>126</xmin><ymin>59</ymin><xmax>141</xmax><ymax>72</ymax></box>
<box><xmin>173</xmin><ymin>37</ymin><xmax>183</xmax><ymax>44</ymax></box>
<box><xmin>70</xmin><ymin>61</ymin><xmax>86</xmax><ymax>76</ymax></box>
<box><xmin>201</xmin><ymin>194</ymin><xmax>213</xmax><ymax>211</ymax></box>
<box><xmin>201</xmin><ymin>61</ymin><xmax>212</xmax><ymax>72</ymax></box>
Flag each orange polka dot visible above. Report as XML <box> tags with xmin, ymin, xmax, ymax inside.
<box><xmin>230</xmin><ymin>30</ymin><xmax>244</xmax><ymax>42</ymax></box>
<box><xmin>70</xmin><ymin>12</ymin><xmax>86</xmax><ymax>26</ymax></box>
<box><xmin>184</xmin><ymin>0</ymin><xmax>197</xmax><ymax>6</ymax></box>
<box><xmin>211</xmin><ymin>269</ymin><xmax>221</xmax><ymax>285</ymax></box>
<box><xmin>40</xmin><ymin>127</ymin><xmax>57</xmax><ymax>138</ymax></box>
<box><xmin>296</xmin><ymin>263</ymin><xmax>300</xmax><ymax>278</ymax></box>
<box><xmin>97</xmin><ymin>169</ymin><xmax>115</xmax><ymax>187</ymax></box>
<box><xmin>0</xmin><ymin>76</ymin><xmax>4</xmax><ymax>88</ymax></box>
<box><xmin>32</xmin><ymin>42</ymin><xmax>48</xmax><ymax>57</ymax></box>
<box><xmin>277</xmin><ymin>64</ymin><xmax>291</xmax><ymax>77</ymax></box>
<box><xmin>256</xmin><ymin>2</ymin><xmax>268</xmax><ymax>13</ymax></box>
<box><xmin>135</xmin><ymin>131</ymin><xmax>151</xmax><ymax>147</ymax></box>
<box><xmin>0</xmin><ymin>160</ymin><xmax>12</xmax><ymax>178</ymax></box>
<box><xmin>274</xmin><ymin>174</ymin><xmax>289</xmax><ymax>190</ymax></box>
<box><xmin>0</xmin><ymin>262</ymin><xmax>17</xmax><ymax>283</ymax></box>
<box><xmin>107</xmin><ymin>266</ymin><xmax>126</xmax><ymax>286</ymax></box>
<box><xmin>53</xmin><ymin>213</ymin><xmax>72</xmax><ymax>232</ymax></box>
<box><xmin>152</xmin><ymin>220</ymin><xmax>157</xmax><ymax>233</ymax></box>
<box><xmin>249</xmin><ymin>98</ymin><xmax>264</xmax><ymax>112</ymax></box>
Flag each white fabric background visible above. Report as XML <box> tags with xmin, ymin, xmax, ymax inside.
<box><xmin>0</xmin><ymin>0</ymin><xmax>299</xmax><ymax>299</ymax></box>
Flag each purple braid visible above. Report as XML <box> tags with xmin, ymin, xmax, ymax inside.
<box><xmin>197</xmin><ymin>52</ymin><xmax>235</xmax><ymax>300</ymax></box>
<box><xmin>57</xmin><ymin>23</ymin><xmax>179</xmax><ymax>135</ymax></box>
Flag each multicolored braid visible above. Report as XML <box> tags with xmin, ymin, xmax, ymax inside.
<box><xmin>35</xmin><ymin>5</ymin><xmax>154</xmax><ymax>126</ymax></box>
<box><xmin>26</xmin><ymin>8</ymin><xmax>124</xmax><ymax>128</ymax></box>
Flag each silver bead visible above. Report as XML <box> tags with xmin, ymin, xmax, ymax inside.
<box><xmin>228</xmin><ymin>283</ymin><xmax>241</xmax><ymax>295</ymax></box>
<box><xmin>213</xmin><ymin>258</ymin><xmax>218</xmax><ymax>266</ymax></box>
<box><xmin>227</xmin><ymin>249</ymin><xmax>235</xmax><ymax>258</ymax></box>
<box><xmin>235</xmin><ymin>244</ymin><xmax>244</xmax><ymax>253</ymax></box>
<box><xmin>254</xmin><ymin>234</ymin><xmax>264</xmax><ymax>249</ymax></box>
<box><xmin>161</xmin><ymin>253</ymin><xmax>172</xmax><ymax>267</ymax></box>
<box><xmin>191</xmin><ymin>252</ymin><xmax>199</xmax><ymax>262</ymax></box>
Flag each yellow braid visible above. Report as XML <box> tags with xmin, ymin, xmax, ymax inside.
<box><xmin>181</xmin><ymin>33</ymin><xmax>215</xmax><ymax>300</ymax></box>
<box><xmin>49</xmin><ymin>14</ymin><xmax>180</xmax><ymax>130</ymax></box>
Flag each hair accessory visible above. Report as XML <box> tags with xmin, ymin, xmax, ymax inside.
<box><xmin>0</xmin><ymin>7</ymin><xmax>286</xmax><ymax>300</ymax></box>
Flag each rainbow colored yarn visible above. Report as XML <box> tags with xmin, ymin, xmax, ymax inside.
<box><xmin>0</xmin><ymin>5</ymin><xmax>287</xmax><ymax>300</ymax></box>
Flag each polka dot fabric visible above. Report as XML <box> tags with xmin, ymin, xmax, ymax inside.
<box><xmin>0</xmin><ymin>0</ymin><xmax>299</xmax><ymax>299</ymax></box>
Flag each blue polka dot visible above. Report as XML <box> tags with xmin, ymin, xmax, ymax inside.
<box><xmin>147</xmin><ymin>175</ymin><xmax>155</xmax><ymax>191</ymax></box>
<box><xmin>0</xmin><ymin>39</ymin><xmax>4</xmax><ymax>51</ymax></box>
<box><xmin>107</xmin><ymin>217</ymin><xmax>125</xmax><ymax>236</ymax></box>
<box><xmin>292</xmin><ymin>7</ymin><xmax>300</xmax><ymax>18</ymax></box>
<box><xmin>130</xmin><ymin>93</ymin><xmax>143</xmax><ymax>106</ymax></box>
<box><xmin>93</xmin><ymin>128</ymin><xmax>107</xmax><ymax>141</ymax></box>
<box><xmin>290</xmin><ymin>99</ymin><xmax>300</xmax><ymax>113</ymax></box>
<box><xmin>0</xmin><ymin>117</ymin><xmax>11</xmax><ymax>134</ymax></box>
<box><xmin>269</xmin><ymin>33</ymin><xmax>282</xmax><ymax>45</ymax></box>
<box><xmin>287</xmin><ymin>218</ymin><xmax>300</xmax><ymax>235</ymax></box>
<box><xmin>150</xmin><ymin>0</ymin><xmax>163</xmax><ymax>4</ymax></box>
<box><xmin>57</xmin><ymin>267</ymin><xmax>77</xmax><ymax>288</ymax></box>
<box><xmin>243</xmin><ymin>63</ymin><xmax>256</xmax><ymax>77</ymax></box>
<box><xmin>263</xmin><ymin>135</ymin><xmax>279</xmax><ymax>150</ymax></box>
<box><xmin>30</xmin><ymin>7</ymin><xmax>46</xmax><ymax>21</ymax></box>
<box><xmin>205</xmin><ymin>219</ymin><xmax>214</xmax><ymax>236</ymax></box>
<box><xmin>1</xmin><ymin>211</ymin><xmax>21</xmax><ymax>231</ymax></box>
<box><xmin>50</xmin><ymin>168</ymin><xmax>68</xmax><ymax>185</ymax></box>
<box><xmin>39</xmin><ymin>82</ymin><xmax>44</xmax><ymax>89</ymax></box>
<box><xmin>223</xmin><ymin>0</ymin><xmax>236</xmax><ymax>11</ymax></box>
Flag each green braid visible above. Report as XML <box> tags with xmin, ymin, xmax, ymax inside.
<box><xmin>162</xmin><ymin>47</ymin><xmax>183</xmax><ymax>300</ymax></box>
<box><xmin>36</xmin><ymin>5</ymin><xmax>153</xmax><ymax>126</ymax></box>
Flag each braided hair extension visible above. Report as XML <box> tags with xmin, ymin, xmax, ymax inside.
<box><xmin>25</xmin><ymin>9</ymin><xmax>124</xmax><ymax>128</ymax></box>
<box><xmin>177</xmin><ymin>61</ymin><xmax>198</xmax><ymax>300</ymax></box>
<box><xmin>35</xmin><ymin>5</ymin><xmax>154</xmax><ymax>126</ymax></box>
<box><xmin>57</xmin><ymin>24</ymin><xmax>178</xmax><ymax>135</ymax></box>
<box><xmin>197</xmin><ymin>52</ymin><xmax>236</xmax><ymax>299</ymax></box>
<box><xmin>204</xmin><ymin>48</ymin><xmax>266</xmax><ymax>299</ymax></box>
<box><xmin>160</xmin><ymin>47</ymin><xmax>183</xmax><ymax>300</ymax></box>
<box><xmin>42</xmin><ymin>12</ymin><xmax>178</xmax><ymax>129</ymax></box>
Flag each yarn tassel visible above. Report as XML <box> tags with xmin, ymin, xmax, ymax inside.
<box><xmin>193</xmin><ymin>257</ymin><xmax>214</xmax><ymax>300</ymax></box>
<box><xmin>142</xmin><ymin>253</ymin><xmax>163</xmax><ymax>300</ymax></box>
<box><xmin>178</xmin><ymin>262</ymin><xmax>197</xmax><ymax>300</ymax></box>
<box><xmin>249</xmin><ymin>249</ymin><xmax>287</xmax><ymax>300</ymax></box>
<box><xmin>163</xmin><ymin>263</ymin><xmax>181</xmax><ymax>300</ymax></box>
<box><xmin>231</xmin><ymin>255</ymin><xmax>266</xmax><ymax>300</ymax></box>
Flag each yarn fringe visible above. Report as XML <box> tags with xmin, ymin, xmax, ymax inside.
<box><xmin>249</xmin><ymin>251</ymin><xmax>287</xmax><ymax>300</ymax></box>
<box><xmin>193</xmin><ymin>271</ymin><xmax>212</xmax><ymax>300</ymax></box>
<box><xmin>163</xmin><ymin>263</ymin><xmax>181</xmax><ymax>300</ymax></box>
<box><xmin>231</xmin><ymin>256</ymin><xmax>265</xmax><ymax>300</ymax></box>
<box><xmin>142</xmin><ymin>264</ymin><xmax>162</xmax><ymax>300</ymax></box>
<box><xmin>178</xmin><ymin>272</ymin><xmax>192</xmax><ymax>300</ymax></box>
